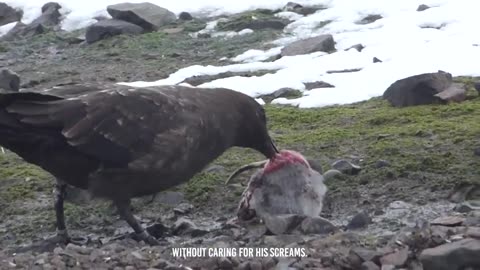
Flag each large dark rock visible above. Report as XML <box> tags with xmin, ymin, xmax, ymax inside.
<box><xmin>420</xmin><ymin>238</ymin><xmax>480</xmax><ymax>270</ymax></box>
<box><xmin>0</xmin><ymin>2</ymin><xmax>22</xmax><ymax>26</ymax></box>
<box><xmin>107</xmin><ymin>2</ymin><xmax>176</xmax><ymax>31</ymax></box>
<box><xmin>1</xmin><ymin>2</ymin><xmax>62</xmax><ymax>40</ymax></box>
<box><xmin>382</xmin><ymin>71</ymin><xmax>456</xmax><ymax>107</ymax></box>
<box><xmin>31</xmin><ymin>2</ymin><xmax>62</xmax><ymax>28</ymax></box>
<box><xmin>281</xmin><ymin>35</ymin><xmax>335</xmax><ymax>56</ymax></box>
<box><xmin>0</xmin><ymin>69</ymin><xmax>20</xmax><ymax>92</ymax></box>
<box><xmin>85</xmin><ymin>19</ymin><xmax>144</xmax><ymax>44</ymax></box>
<box><xmin>178</xmin><ymin>12</ymin><xmax>193</xmax><ymax>21</ymax></box>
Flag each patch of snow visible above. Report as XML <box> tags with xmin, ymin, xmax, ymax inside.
<box><xmin>0</xmin><ymin>22</ymin><xmax>17</xmax><ymax>37</ymax></box>
<box><xmin>232</xmin><ymin>47</ymin><xmax>282</xmax><ymax>63</ymax></box>
<box><xmin>5</xmin><ymin>0</ymin><xmax>480</xmax><ymax>108</ymax></box>
<box><xmin>212</xmin><ymin>28</ymin><xmax>254</xmax><ymax>38</ymax></box>
<box><xmin>255</xmin><ymin>98</ymin><xmax>266</xmax><ymax>105</ymax></box>
<box><xmin>123</xmin><ymin>0</ymin><xmax>480</xmax><ymax>108</ymax></box>
<box><xmin>4</xmin><ymin>0</ymin><xmax>321</xmax><ymax>31</ymax></box>
<box><xmin>275</xmin><ymin>11</ymin><xmax>304</xmax><ymax>21</ymax></box>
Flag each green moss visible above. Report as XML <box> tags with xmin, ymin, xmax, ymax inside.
<box><xmin>0</xmin><ymin>43</ymin><xmax>7</xmax><ymax>53</ymax></box>
<box><xmin>184</xmin><ymin>87</ymin><xmax>480</xmax><ymax>201</ymax></box>
<box><xmin>216</xmin><ymin>10</ymin><xmax>288</xmax><ymax>32</ymax></box>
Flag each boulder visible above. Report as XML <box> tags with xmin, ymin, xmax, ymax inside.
<box><xmin>2</xmin><ymin>2</ymin><xmax>62</xmax><ymax>40</ymax></box>
<box><xmin>178</xmin><ymin>12</ymin><xmax>193</xmax><ymax>21</ymax></box>
<box><xmin>281</xmin><ymin>34</ymin><xmax>335</xmax><ymax>56</ymax></box>
<box><xmin>420</xmin><ymin>238</ymin><xmax>480</xmax><ymax>270</ymax></box>
<box><xmin>85</xmin><ymin>19</ymin><xmax>144</xmax><ymax>44</ymax></box>
<box><xmin>0</xmin><ymin>69</ymin><xmax>20</xmax><ymax>92</ymax></box>
<box><xmin>107</xmin><ymin>2</ymin><xmax>176</xmax><ymax>31</ymax></box>
<box><xmin>382</xmin><ymin>71</ymin><xmax>455</xmax><ymax>107</ymax></box>
<box><xmin>0</xmin><ymin>2</ymin><xmax>22</xmax><ymax>26</ymax></box>
<box><xmin>31</xmin><ymin>2</ymin><xmax>62</xmax><ymax>28</ymax></box>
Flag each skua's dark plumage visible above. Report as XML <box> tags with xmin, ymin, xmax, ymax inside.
<box><xmin>0</xmin><ymin>84</ymin><xmax>278</xmax><ymax>244</ymax></box>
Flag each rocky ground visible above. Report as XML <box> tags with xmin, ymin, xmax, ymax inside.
<box><xmin>0</xmin><ymin>2</ymin><xmax>480</xmax><ymax>270</ymax></box>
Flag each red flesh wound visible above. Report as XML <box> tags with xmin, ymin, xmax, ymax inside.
<box><xmin>263</xmin><ymin>150</ymin><xmax>310</xmax><ymax>174</ymax></box>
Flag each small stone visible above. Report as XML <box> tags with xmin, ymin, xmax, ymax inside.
<box><xmin>347</xmin><ymin>211</ymin><xmax>372</xmax><ymax>230</ymax></box>
<box><xmin>303</xmin><ymin>81</ymin><xmax>335</xmax><ymax>90</ymax></box>
<box><xmin>260</xmin><ymin>87</ymin><xmax>302</xmax><ymax>103</ymax></box>
<box><xmin>323</xmin><ymin>169</ymin><xmax>342</xmax><ymax>181</ymax></box>
<box><xmin>375</xmin><ymin>160</ymin><xmax>390</xmax><ymax>168</ymax></box>
<box><xmin>173</xmin><ymin>203</ymin><xmax>194</xmax><ymax>215</ymax></box>
<box><xmin>299</xmin><ymin>216</ymin><xmax>337</xmax><ymax>234</ymax></box>
<box><xmin>380</xmin><ymin>247</ymin><xmax>408</xmax><ymax>266</ymax></box>
<box><xmin>357</xmin><ymin>14</ymin><xmax>383</xmax><ymax>25</ymax></box>
<box><xmin>361</xmin><ymin>261</ymin><xmax>380</xmax><ymax>270</ymax></box>
<box><xmin>373</xmin><ymin>57</ymin><xmax>382</xmax><ymax>63</ymax></box>
<box><xmin>284</xmin><ymin>2</ymin><xmax>303</xmax><ymax>11</ymax></box>
<box><xmin>178</xmin><ymin>12</ymin><xmax>193</xmax><ymax>20</ymax></box>
<box><xmin>350</xmin><ymin>248</ymin><xmax>382</xmax><ymax>264</ymax></box>
<box><xmin>431</xmin><ymin>216</ymin><xmax>465</xmax><ymax>227</ymax></box>
<box><xmin>346</xmin><ymin>43</ymin><xmax>365</xmax><ymax>52</ymax></box>
<box><xmin>281</xmin><ymin>34</ymin><xmax>335</xmax><ymax>56</ymax></box>
<box><xmin>455</xmin><ymin>203</ymin><xmax>474</xmax><ymax>213</ymax></box>
<box><xmin>417</xmin><ymin>4</ymin><xmax>431</xmax><ymax>11</ymax></box>
<box><xmin>332</xmin><ymin>159</ymin><xmax>362</xmax><ymax>175</ymax></box>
